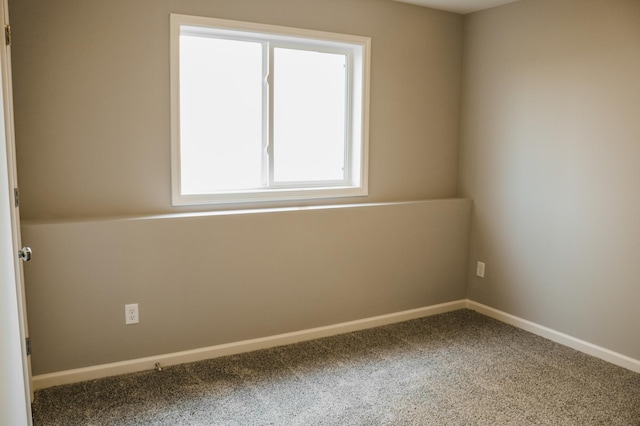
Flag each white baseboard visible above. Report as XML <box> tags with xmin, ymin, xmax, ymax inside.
<box><xmin>466</xmin><ymin>300</ymin><xmax>640</xmax><ymax>374</ymax></box>
<box><xmin>32</xmin><ymin>299</ymin><xmax>467</xmax><ymax>391</ymax></box>
<box><xmin>32</xmin><ymin>299</ymin><xmax>640</xmax><ymax>390</ymax></box>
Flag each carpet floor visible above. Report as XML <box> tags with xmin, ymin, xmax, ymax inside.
<box><xmin>32</xmin><ymin>310</ymin><xmax>640</xmax><ymax>425</ymax></box>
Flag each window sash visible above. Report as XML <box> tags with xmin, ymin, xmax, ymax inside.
<box><xmin>268</xmin><ymin>44</ymin><xmax>351</xmax><ymax>187</ymax></box>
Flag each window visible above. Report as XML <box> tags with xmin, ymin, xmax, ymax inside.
<box><xmin>170</xmin><ymin>14</ymin><xmax>370</xmax><ymax>206</ymax></box>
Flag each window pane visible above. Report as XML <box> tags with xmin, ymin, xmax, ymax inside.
<box><xmin>273</xmin><ymin>48</ymin><xmax>347</xmax><ymax>183</ymax></box>
<box><xmin>179</xmin><ymin>35</ymin><xmax>263</xmax><ymax>193</ymax></box>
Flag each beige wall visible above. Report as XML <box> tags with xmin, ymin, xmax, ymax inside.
<box><xmin>19</xmin><ymin>0</ymin><xmax>640</xmax><ymax>377</ymax></box>
<box><xmin>10</xmin><ymin>0</ymin><xmax>462</xmax><ymax>221</ymax></box>
<box><xmin>10</xmin><ymin>0</ymin><xmax>469</xmax><ymax>375</ymax></box>
<box><xmin>23</xmin><ymin>200</ymin><xmax>471</xmax><ymax>375</ymax></box>
<box><xmin>460</xmin><ymin>0</ymin><xmax>640</xmax><ymax>360</ymax></box>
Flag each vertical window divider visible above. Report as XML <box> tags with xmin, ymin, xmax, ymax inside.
<box><xmin>261</xmin><ymin>42</ymin><xmax>271</xmax><ymax>188</ymax></box>
<box><xmin>267</xmin><ymin>43</ymin><xmax>275</xmax><ymax>187</ymax></box>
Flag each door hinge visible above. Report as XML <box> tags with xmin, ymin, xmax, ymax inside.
<box><xmin>4</xmin><ymin>25</ymin><xmax>10</xmax><ymax>46</ymax></box>
<box><xmin>25</xmin><ymin>337</ymin><xmax>31</xmax><ymax>356</ymax></box>
<box><xmin>14</xmin><ymin>187</ymin><xmax>19</xmax><ymax>207</ymax></box>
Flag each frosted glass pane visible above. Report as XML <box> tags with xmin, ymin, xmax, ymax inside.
<box><xmin>179</xmin><ymin>35</ymin><xmax>263</xmax><ymax>194</ymax></box>
<box><xmin>273</xmin><ymin>48</ymin><xmax>347</xmax><ymax>183</ymax></box>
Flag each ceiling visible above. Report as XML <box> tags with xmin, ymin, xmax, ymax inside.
<box><xmin>392</xmin><ymin>0</ymin><xmax>521</xmax><ymax>14</ymax></box>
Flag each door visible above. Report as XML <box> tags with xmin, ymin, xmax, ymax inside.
<box><xmin>0</xmin><ymin>0</ymin><xmax>32</xmax><ymax>423</ymax></box>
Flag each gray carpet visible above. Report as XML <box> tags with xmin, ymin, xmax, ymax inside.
<box><xmin>32</xmin><ymin>310</ymin><xmax>640</xmax><ymax>425</ymax></box>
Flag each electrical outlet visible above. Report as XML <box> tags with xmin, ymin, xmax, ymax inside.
<box><xmin>476</xmin><ymin>262</ymin><xmax>486</xmax><ymax>278</ymax></box>
<box><xmin>125</xmin><ymin>303</ymin><xmax>139</xmax><ymax>325</ymax></box>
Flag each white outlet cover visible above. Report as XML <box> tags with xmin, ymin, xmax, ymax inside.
<box><xmin>125</xmin><ymin>303</ymin><xmax>139</xmax><ymax>325</ymax></box>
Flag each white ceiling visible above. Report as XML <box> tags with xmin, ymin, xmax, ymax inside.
<box><xmin>392</xmin><ymin>0</ymin><xmax>521</xmax><ymax>14</ymax></box>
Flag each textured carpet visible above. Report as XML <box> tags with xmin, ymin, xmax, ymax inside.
<box><xmin>32</xmin><ymin>310</ymin><xmax>640</xmax><ymax>425</ymax></box>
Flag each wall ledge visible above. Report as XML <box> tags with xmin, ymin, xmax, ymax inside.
<box><xmin>21</xmin><ymin>198</ymin><xmax>472</xmax><ymax>226</ymax></box>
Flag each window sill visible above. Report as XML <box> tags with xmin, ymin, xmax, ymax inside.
<box><xmin>172</xmin><ymin>185</ymin><xmax>368</xmax><ymax>207</ymax></box>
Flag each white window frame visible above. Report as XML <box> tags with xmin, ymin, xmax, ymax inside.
<box><xmin>170</xmin><ymin>14</ymin><xmax>371</xmax><ymax>206</ymax></box>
